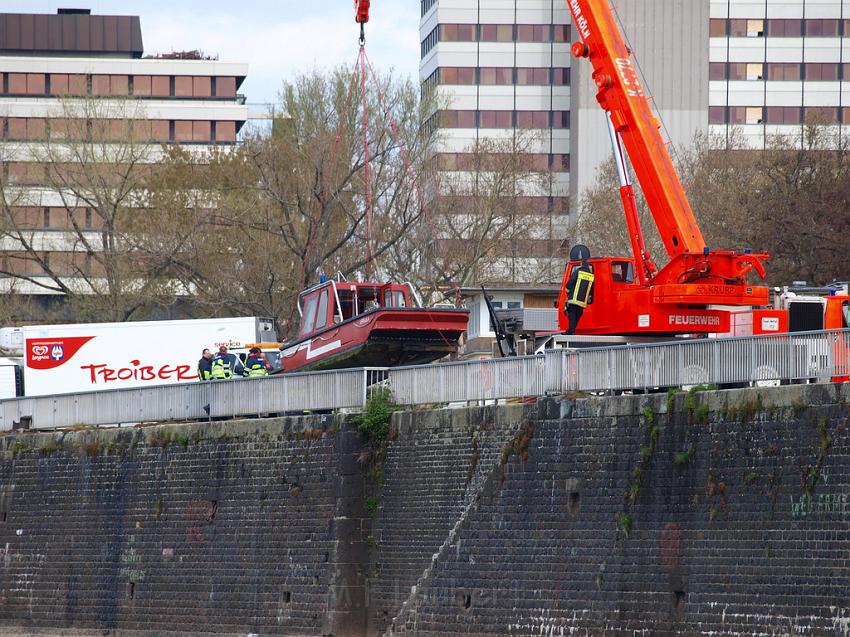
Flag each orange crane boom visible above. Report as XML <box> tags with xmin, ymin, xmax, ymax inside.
<box><xmin>557</xmin><ymin>0</ymin><xmax>770</xmax><ymax>336</ymax></box>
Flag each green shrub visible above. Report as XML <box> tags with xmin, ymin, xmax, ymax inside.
<box><xmin>355</xmin><ymin>388</ymin><xmax>397</xmax><ymax>443</ymax></box>
<box><xmin>674</xmin><ymin>444</ymin><xmax>696</xmax><ymax>465</ymax></box>
<box><xmin>615</xmin><ymin>512</ymin><xmax>633</xmax><ymax>537</ymax></box>
<box><xmin>364</xmin><ymin>495</ymin><xmax>380</xmax><ymax>516</ymax></box>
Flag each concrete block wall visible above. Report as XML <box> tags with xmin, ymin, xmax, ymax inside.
<box><xmin>0</xmin><ymin>382</ymin><xmax>848</xmax><ymax>636</ymax></box>
<box><xmin>367</xmin><ymin>404</ymin><xmax>529</xmax><ymax>634</ymax></box>
<box><xmin>0</xmin><ymin>416</ymin><xmax>370</xmax><ymax>636</ymax></box>
<box><xmin>381</xmin><ymin>383</ymin><xmax>850</xmax><ymax>636</ymax></box>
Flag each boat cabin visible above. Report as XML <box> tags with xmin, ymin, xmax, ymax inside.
<box><xmin>296</xmin><ymin>281</ymin><xmax>419</xmax><ymax>337</ymax></box>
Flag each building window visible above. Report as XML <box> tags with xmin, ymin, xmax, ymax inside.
<box><xmin>746</xmin><ymin>63</ymin><xmax>764</xmax><ymax>80</ymax></box>
<box><xmin>805</xmin><ymin>19</ymin><xmax>839</xmax><ymax>37</ymax></box>
<box><xmin>216</xmin><ymin>77</ymin><xmax>237</xmax><ymax>97</ymax></box>
<box><xmin>516</xmin><ymin>24</ymin><xmax>548</xmax><ymax>42</ymax></box>
<box><xmin>767</xmin><ymin>63</ymin><xmax>801</xmax><ymax>81</ymax></box>
<box><xmin>729</xmin><ymin>19</ymin><xmax>749</xmax><ymax>37</ymax></box>
<box><xmin>440</xmin><ymin>24</ymin><xmax>477</xmax><ymax>42</ymax></box>
<box><xmin>550</xmin><ymin>154</ymin><xmax>570</xmax><ymax>171</ymax></box>
<box><xmin>420</xmin><ymin>0</ymin><xmax>436</xmax><ymax>17</ymax></box>
<box><xmin>804</xmin><ymin>107</ymin><xmax>838</xmax><ymax>124</ymax></box>
<box><xmin>709</xmin><ymin>106</ymin><xmax>726</xmax><ymax>124</ymax></box>
<box><xmin>193</xmin><ymin>76</ymin><xmax>212</xmax><ymax>97</ymax></box>
<box><xmin>440</xmin><ymin>110</ymin><xmax>477</xmax><ymax>128</ymax></box>
<box><xmin>480</xmin><ymin>24</ymin><xmax>513</xmax><ymax>42</ymax></box>
<box><xmin>709</xmin><ymin>62</ymin><xmax>726</xmax><ymax>81</ymax></box>
<box><xmin>479</xmin><ymin>67</ymin><xmax>513</xmax><ymax>85</ymax></box>
<box><xmin>746</xmin><ymin>19</ymin><xmax>765</xmax><ymax>37</ymax></box>
<box><xmin>6</xmin><ymin>73</ymin><xmax>23</xmax><ymax>94</ymax></box>
<box><xmin>439</xmin><ymin>66</ymin><xmax>475</xmax><ymax>86</ymax></box>
<box><xmin>174</xmin><ymin>76</ymin><xmax>192</xmax><ymax>97</ymax></box>
<box><xmin>42</xmin><ymin>208</ymin><xmax>50</xmax><ymax>228</ymax></box>
<box><xmin>552</xmin><ymin>68</ymin><xmax>570</xmax><ymax>85</ymax></box>
<box><xmin>843</xmin><ymin>108</ymin><xmax>850</xmax><ymax>125</ymax></box>
<box><xmin>92</xmin><ymin>74</ymin><xmax>110</xmax><ymax>95</ymax></box>
<box><xmin>709</xmin><ymin>19</ymin><xmax>727</xmax><ymax>37</ymax></box>
<box><xmin>151</xmin><ymin>76</ymin><xmax>170</xmax><ymax>96</ymax></box>
<box><xmin>553</xmin><ymin>25</ymin><xmax>570</xmax><ymax>42</ymax></box>
<box><xmin>110</xmin><ymin>75</ymin><xmax>129</xmax><ymax>95</ymax></box>
<box><xmin>516</xmin><ymin>68</ymin><xmax>549</xmax><ymax>85</ymax></box>
<box><xmin>767</xmin><ymin>19</ymin><xmax>802</xmax><ymax>37</ymax></box>
<box><xmin>552</xmin><ymin>111</ymin><xmax>570</xmax><ymax>128</ymax></box>
<box><xmin>805</xmin><ymin>63</ymin><xmax>839</xmax><ymax>81</ymax></box>
<box><xmin>216</xmin><ymin>121</ymin><xmax>237</xmax><ymax>143</ymax></box>
<box><xmin>421</xmin><ymin>27</ymin><xmax>438</xmax><ymax>57</ymax></box>
<box><xmin>766</xmin><ymin>107</ymin><xmax>801</xmax><ymax>125</ymax></box>
<box><xmin>134</xmin><ymin>75</ymin><xmax>151</xmax><ymax>96</ymax></box>
<box><xmin>516</xmin><ymin>111</ymin><xmax>549</xmax><ymax>128</ymax></box>
<box><xmin>727</xmin><ymin>63</ymin><xmax>747</xmax><ymax>81</ymax></box>
<box><xmin>728</xmin><ymin>107</ymin><xmax>762</xmax><ymax>124</ymax></box>
<box><xmin>421</xmin><ymin>69</ymin><xmax>439</xmax><ymax>97</ymax></box>
<box><xmin>150</xmin><ymin>120</ymin><xmax>169</xmax><ymax>142</ymax></box>
<box><xmin>479</xmin><ymin>110</ymin><xmax>512</xmax><ymax>128</ymax></box>
<box><xmin>745</xmin><ymin>107</ymin><xmax>764</xmax><ymax>124</ymax></box>
<box><xmin>192</xmin><ymin>121</ymin><xmax>211</xmax><ymax>142</ymax></box>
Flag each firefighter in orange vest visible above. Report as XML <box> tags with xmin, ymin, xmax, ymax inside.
<box><xmin>564</xmin><ymin>258</ymin><xmax>595</xmax><ymax>335</ymax></box>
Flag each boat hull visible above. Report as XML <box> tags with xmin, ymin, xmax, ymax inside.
<box><xmin>279</xmin><ymin>307</ymin><xmax>469</xmax><ymax>373</ymax></box>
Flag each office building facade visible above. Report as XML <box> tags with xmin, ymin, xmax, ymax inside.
<box><xmin>0</xmin><ymin>9</ymin><xmax>248</xmax><ymax>295</ymax></box>
<box><xmin>709</xmin><ymin>0</ymin><xmax>850</xmax><ymax>147</ymax></box>
<box><xmin>421</xmin><ymin>0</ymin><xmax>847</xmax><ymax>264</ymax></box>
<box><xmin>423</xmin><ymin>0</ymin><xmax>847</xmax><ymax>342</ymax></box>
<box><xmin>420</xmin><ymin>0</ymin><xmax>573</xmax><ymax>285</ymax></box>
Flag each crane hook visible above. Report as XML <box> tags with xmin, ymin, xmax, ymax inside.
<box><xmin>355</xmin><ymin>0</ymin><xmax>370</xmax><ymax>46</ymax></box>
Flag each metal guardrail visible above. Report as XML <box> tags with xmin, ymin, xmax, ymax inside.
<box><xmin>0</xmin><ymin>330</ymin><xmax>847</xmax><ymax>431</ymax></box>
<box><xmin>0</xmin><ymin>368</ymin><xmax>387</xmax><ymax>432</ymax></box>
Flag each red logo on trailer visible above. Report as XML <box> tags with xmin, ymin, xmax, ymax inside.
<box><xmin>26</xmin><ymin>337</ymin><xmax>95</xmax><ymax>369</ymax></box>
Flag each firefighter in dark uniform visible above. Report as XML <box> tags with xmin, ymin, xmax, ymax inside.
<box><xmin>244</xmin><ymin>347</ymin><xmax>272</xmax><ymax>377</ymax></box>
<box><xmin>564</xmin><ymin>258</ymin><xmax>595</xmax><ymax>335</ymax></box>
<box><xmin>197</xmin><ymin>348</ymin><xmax>213</xmax><ymax>381</ymax></box>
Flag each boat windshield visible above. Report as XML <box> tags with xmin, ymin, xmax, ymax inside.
<box><xmin>300</xmin><ymin>294</ymin><xmax>319</xmax><ymax>335</ymax></box>
<box><xmin>384</xmin><ymin>289</ymin><xmax>407</xmax><ymax>307</ymax></box>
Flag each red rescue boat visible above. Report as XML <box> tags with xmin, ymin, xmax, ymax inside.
<box><xmin>279</xmin><ymin>280</ymin><xmax>469</xmax><ymax>372</ymax></box>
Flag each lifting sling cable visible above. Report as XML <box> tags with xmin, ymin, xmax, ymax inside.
<box><xmin>351</xmin><ymin>2</ymin><xmax>456</xmax><ymax>348</ymax></box>
<box><xmin>360</xmin><ymin>46</ymin><xmax>374</xmax><ymax>276</ymax></box>
<box><xmin>313</xmin><ymin>55</ymin><xmax>362</xmax><ymax>272</ymax></box>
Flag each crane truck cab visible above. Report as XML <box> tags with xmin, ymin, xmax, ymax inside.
<box><xmin>780</xmin><ymin>289</ymin><xmax>850</xmax><ymax>383</ymax></box>
<box><xmin>780</xmin><ymin>291</ymin><xmax>850</xmax><ymax>332</ymax></box>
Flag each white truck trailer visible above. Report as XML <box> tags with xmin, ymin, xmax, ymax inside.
<box><xmin>17</xmin><ymin>317</ymin><xmax>276</xmax><ymax>397</ymax></box>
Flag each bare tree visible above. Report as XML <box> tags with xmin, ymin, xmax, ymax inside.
<box><xmin>574</xmin><ymin>126</ymin><xmax>850</xmax><ymax>286</ymax></box>
<box><xmin>152</xmin><ymin>67</ymin><xmax>438</xmax><ymax>333</ymax></box>
<box><xmin>0</xmin><ymin>96</ymin><xmax>183</xmax><ymax>321</ymax></box>
<box><xmin>411</xmin><ymin>133</ymin><xmax>552</xmax><ymax>294</ymax></box>
<box><xmin>569</xmin><ymin>156</ymin><xmax>665</xmax><ymax>265</ymax></box>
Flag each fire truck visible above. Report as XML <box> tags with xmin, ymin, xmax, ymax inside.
<box><xmin>487</xmin><ymin>0</ymin><xmax>848</xmax><ymax>384</ymax></box>
<box><xmin>494</xmin><ymin>1</ymin><xmax>846</xmax><ymax>342</ymax></box>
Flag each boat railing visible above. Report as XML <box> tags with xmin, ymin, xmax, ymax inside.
<box><xmin>295</xmin><ymin>279</ymin><xmax>344</xmax><ymax>324</ymax></box>
<box><xmin>404</xmin><ymin>282</ymin><xmax>425</xmax><ymax>308</ymax></box>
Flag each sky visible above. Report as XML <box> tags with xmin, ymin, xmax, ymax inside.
<box><xmin>0</xmin><ymin>0</ymin><xmax>421</xmax><ymax>104</ymax></box>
